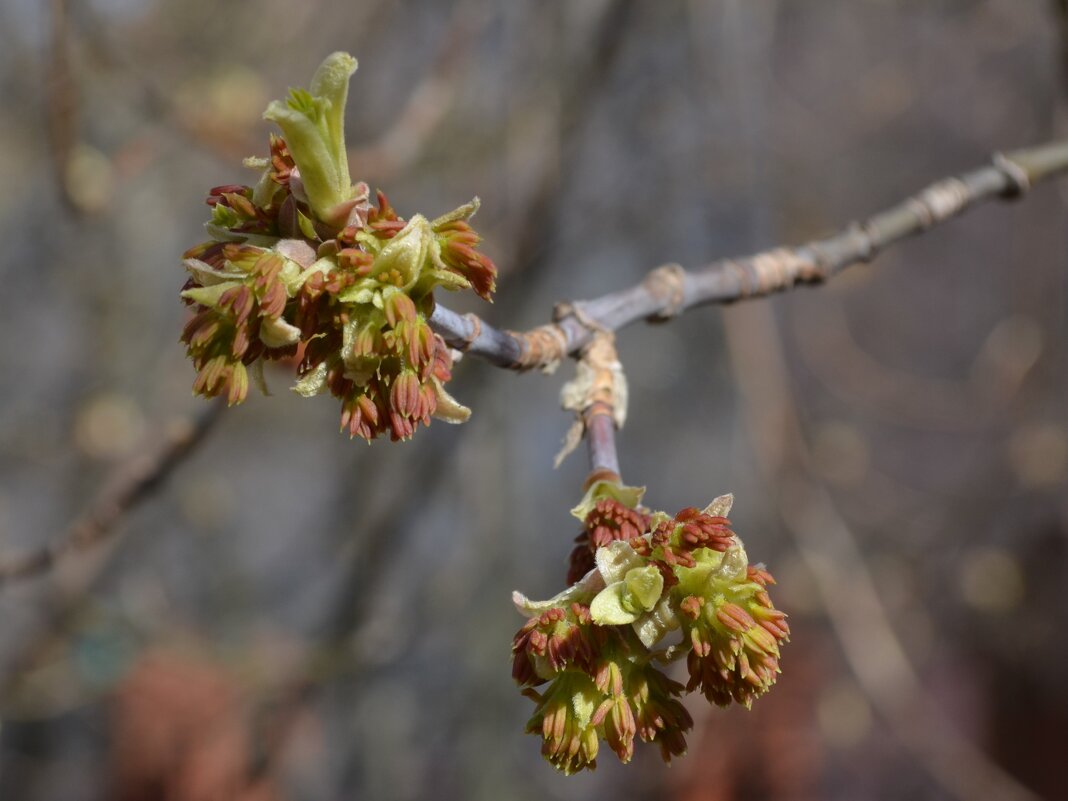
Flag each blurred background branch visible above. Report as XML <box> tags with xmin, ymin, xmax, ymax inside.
<box><xmin>724</xmin><ymin>301</ymin><xmax>1039</xmax><ymax>801</ymax></box>
<box><xmin>0</xmin><ymin>400</ymin><xmax>223</xmax><ymax>588</ymax></box>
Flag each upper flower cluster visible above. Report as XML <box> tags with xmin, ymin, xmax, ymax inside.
<box><xmin>180</xmin><ymin>53</ymin><xmax>497</xmax><ymax>440</ymax></box>
<box><xmin>512</xmin><ymin>481</ymin><xmax>789</xmax><ymax>773</ymax></box>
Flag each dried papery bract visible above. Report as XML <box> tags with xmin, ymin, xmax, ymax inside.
<box><xmin>179</xmin><ymin>53</ymin><xmax>497</xmax><ymax>440</ymax></box>
<box><xmin>512</xmin><ymin>480</ymin><xmax>789</xmax><ymax>772</ymax></box>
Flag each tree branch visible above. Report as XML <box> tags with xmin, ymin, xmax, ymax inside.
<box><xmin>0</xmin><ymin>400</ymin><xmax>224</xmax><ymax>588</ymax></box>
<box><xmin>431</xmin><ymin>141</ymin><xmax>1068</xmax><ymax>369</ymax></box>
<box><xmin>47</xmin><ymin>0</ymin><xmax>80</xmax><ymax>213</ymax></box>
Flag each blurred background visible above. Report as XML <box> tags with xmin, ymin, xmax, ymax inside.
<box><xmin>0</xmin><ymin>0</ymin><xmax>1066</xmax><ymax>799</ymax></box>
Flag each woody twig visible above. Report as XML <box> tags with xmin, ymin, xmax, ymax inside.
<box><xmin>431</xmin><ymin>141</ymin><xmax>1068</xmax><ymax>368</ymax></box>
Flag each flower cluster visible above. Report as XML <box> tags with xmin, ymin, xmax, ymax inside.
<box><xmin>512</xmin><ymin>481</ymin><xmax>789</xmax><ymax>773</ymax></box>
<box><xmin>512</xmin><ymin>602</ymin><xmax>692</xmax><ymax>773</ymax></box>
<box><xmin>180</xmin><ymin>53</ymin><xmax>496</xmax><ymax>440</ymax></box>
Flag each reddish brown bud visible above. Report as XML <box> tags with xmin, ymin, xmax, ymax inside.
<box><xmin>269</xmin><ymin>134</ymin><xmax>294</xmax><ymax>185</ymax></box>
<box><xmin>356</xmin><ymin>394</ymin><xmax>379</xmax><ymax>427</ymax></box>
<box><xmin>680</xmin><ymin>596</ymin><xmax>704</xmax><ymax>620</ymax></box>
<box><xmin>388</xmin><ymin>410</ymin><xmax>415</xmax><ymax>441</ymax></box>
<box><xmin>368</xmin><ymin>190</ymin><xmax>399</xmax><ymax>224</ymax></box>
<box><xmin>384</xmin><ymin>291</ymin><xmax>417</xmax><ymax>328</ymax></box>
<box><xmin>223</xmin><ymin>192</ymin><xmax>258</xmax><ymax>219</ymax></box>
<box><xmin>566</xmin><ymin>543</ymin><xmax>596</xmax><ymax>586</ymax></box>
<box><xmin>587</xmin><ymin>498</ymin><xmax>651</xmax><ymax>548</ymax></box>
<box><xmin>338</xmin><ymin>248</ymin><xmax>373</xmax><ymax>276</ymax></box>
<box><xmin>258</xmin><ymin>282</ymin><xmax>286</xmax><ymax>319</ymax></box>
<box><xmin>218</xmin><ymin>285</ymin><xmax>254</xmax><ymax>326</ymax></box>
<box><xmin>369</xmin><ymin>219</ymin><xmax>407</xmax><ymax>239</ymax></box>
<box><xmin>339</xmin><ymin>392</ymin><xmax>382</xmax><ymax>440</ymax></box>
<box><xmin>222</xmin><ymin>244</ymin><xmax>266</xmax><ymax>271</ymax></box>
<box><xmin>430</xmin><ymin>334</ymin><xmax>451</xmax><ymax>381</ymax></box>
<box><xmin>352</xmin><ymin>325</ymin><xmax>378</xmax><ymax>359</ymax></box>
<box><xmin>390</xmin><ymin>372</ymin><xmax>420</xmax><ymax>419</ymax></box>
<box><xmin>437</xmin><ymin>221</ymin><xmax>498</xmax><ymax>300</ymax></box>
<box><xmin>748</xmin><ymin>565</ymin><xmax>776</xmax><ymax>586</ymax></box>
<box><xmin>716</xmin><ymin>602</ymin><xmax>756</xmax><ymax>634</ymax></box>
<box><xmin>208</xmin><ymin>184</ymin><xmax>248</xmax><ymax>199</ymax></box>
<box><xmin>181</xmin><ymin>310</ymin><xmax>217</xmax><ymax>346</ymax></box>
<box><xmin>231</xmin><ymin>325</ymin><xmax>250</xmax><ymax>359</ymax></box>
<box><xmin>418</xmin><ymin>383</ymin><xmax>436</xmax><ymax>423</ymax></box>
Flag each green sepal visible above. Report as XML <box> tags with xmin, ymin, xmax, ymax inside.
<box><xmin>250</xmin><ymin>359</ymin><xmax>271</xmax><ymax>397</ymax></box>
<box><xmin>590</xmin><ymin>565</ymin><xmax>663</xmax><ymax>626</ymax></box>
<box><xmin>204</xmin><ymin>224</ymin><xmax>278</xmax><ymax>249</ymax></box>
<box><xmin>180</xmin><ymin>281</ymin><xmax>242</xmax><ymax>309</ymax></box>
<box><xmin>368</xmin><ymin>215</ymin><xmax>433</xmax><ymax>291</ymax></box>
<box><xmin>412</xmin><ymin>263</ymin><xmax>470</xmax><ymax>297</ymax></box>
<box><xmin>570</xmin><ymin>680</ymin><xmax>597</xmax><ymax>731</ymax></box>
<box><xmin>673</xmin><ymin>541</ymin><xmax>751</xmax><ymax>600</ymax></box>
<box><xmin>275</xmin><ymin>258</ymin><xmax>306</xmax><ymax>295</ymax></box>
<box><xmin>353</xmin><ymin>229</ymin><xmax>386</xmax><ymax>256</ymax></box>
<box><xmin>204</xmin><ymin>223</ymin><xmax>245</xmax><ymax>243</ymax></box>
<box><xmin>672</xmin><ymin>555</ymin><xmax>719</xmax><ymax>599</ymax></box>
<box><xmin>211</xmin><ymin>203</ymin><xmax>240</xmax><ymax>230</ymax></box>
<box><xmin>297</xmin><ymin>209</ymin><xmax>319</xmax><ymax>240</ymax></box>
<box><xmin>183</xmin><ymin>258</ymin><xmax>244</xmax><ymax>287</ymax></box>
<box><xmin>339</xmin><ymin>316</ymin><xmax>361</xmax><ymax>364</ymax></box>
<box><xmin>336</xmin><ymin>278</ymin><xmax>379</xmax><ymax>305</ymax></box>
<box><xmin>430</xmin><ymin>197</ymin><xmax>480</xmax><ymax>229</ymax></box>
<box><xmin>624</xmin><ymin>565</ymin><xmax>664</xmax><ymax>610</ymax></box>
<box><xmin>289</xmin><ymin>256</ymin><xmax>336</xmax><ymax>294</ymax></box>
<box><xmin>588</xmin><ymin>584</ymin><xmax>631</xmax><ymax>626</ymax></box>
<box><xmin>512</xmin><ymin>567</ymin><xmax>607</xmax><ymax>618</ymax></box>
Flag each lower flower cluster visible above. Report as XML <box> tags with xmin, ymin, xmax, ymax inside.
<box><xmin>512</xmin><ymin>603</ymin><xmax>692</xmax><ymax>774</ymax></box>
<box><xmin>512</xmin><ymin>481</ymin><xmax>789</xmax><ymax>773</ymax></box>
